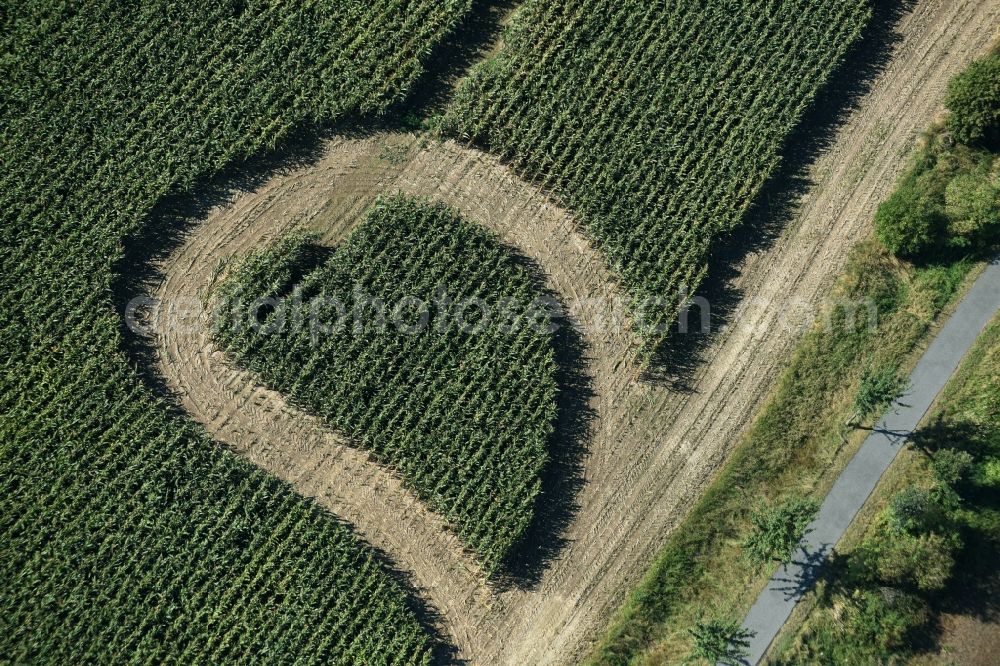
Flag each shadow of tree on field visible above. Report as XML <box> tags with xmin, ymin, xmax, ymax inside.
<box><xmin>907</xmin><ymin>416</ymin><xmax>984</xmax><ymax>457</ymax></box>
<box><xmin>646</xmin><ymin>0</ymin><xmax>917</xmax><ymax>389</ymax></box>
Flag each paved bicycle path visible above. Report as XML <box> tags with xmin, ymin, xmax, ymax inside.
<box><xmin>739</xmin><ymin>257</ymin><xmax>1000</xmax><ymax>664</ymax></box>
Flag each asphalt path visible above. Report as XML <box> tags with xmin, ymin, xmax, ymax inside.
<box><xmin>739</xmin><ymin>257</ymin><xmax>1000</xmax><ymax>664</ymax></box>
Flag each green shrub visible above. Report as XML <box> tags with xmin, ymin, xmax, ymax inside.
<box><xmin>868</xmin><ymin>532</ymin><xmax>955</xmax><ymax>592</ymax></box>
<box><xmin>687</xmin><ymin>618</ymin><xmax>754</xmax><ymax>666</ymax></box>
<box><xmin>911</xmin><ymin>260</ymin><xmax>974</xmax><ymax>313</ymax></box>
<box><xmin>887</xmin><ymin>488</ymin><xmax>941</xmax><ymax>534</ymax></box>
<box><xmin>875</xmin><ymin>119</ymin><xmax>999</xmax><ymax>257</ymax></box>
<box><xmin>874</xmin><ymin>180</ymin><xmax>945</xmax><ymax>258</ymax></box>
<box><xmin>945</xmin><ymin>170</ymin><xmax>1000</xmax><ymax>246</ymax></box>
<box><xmin>945</xmin><ymin>53</ymin><xmax>1000</xmax><ymax>148</ymax></box>
<box><xmin>777</xmin><ymin>588</ymin><xmax>929</xmax><ymax>664</ymax></box>
<box><xmin>844</xmin><ymin>588</ymin><xmax>930</xmax><ymax>656</ymax></box>
<box><xmin>850</xmin><ymin>364</ymin><xmax>909</xmax><ymax>425</ymax></box>
<box><xmin>840</xmin><ymin>242</ymin><xmax>906</xmax><ymax>313</ymax></box>
<box><xmin>981</xmin><ymin>458</ymin><xmax>1000</xmax><ymax>487</ymax></box>
<box><xmin>742</xmin><ymin>498</ymin><xmax>820</xmax><ymax>566</ymax></box>
<box><xmin>930</xmin><ymin>448</ymin><xmax>976</xmax><ymax>487</ymax></box>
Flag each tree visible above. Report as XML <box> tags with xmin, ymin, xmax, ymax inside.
<box><xmin>743</xmin><ymin>498</ymin><xmax>820</xmax><ymax>566</ymax></box>
<box><xmin>945</xmin><ymin>53</ymin><xmax>1000</xmax><ymax>148</ymax></box>
<box><xmin>982</xmin><ymin>458</ymin><xmax>1000</xmax><ymax>487</ymax></box>
<box><xmin>849</xmin><ymin>364</ymin><xmax>909</xmax><ymax>426</ymax></box>
<box><xmin>839</xmin><ymin>588</ymin><xmax>930</xmax><ymax>659</ymax></box>
<box><xmin>687</xmin><ymin>618</ymin><xmax>755</xmax><ymax>666</ymax></box>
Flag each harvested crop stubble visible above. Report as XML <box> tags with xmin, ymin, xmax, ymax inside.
<box><xmin>213</xmin><ymin>195</ymin><xmax>559</xmax><ymax>573</ymax></box>
<box><xmin>443</xmin><ymin>0</ymin><xmax>872</xmax><ymax>361</ymax></box>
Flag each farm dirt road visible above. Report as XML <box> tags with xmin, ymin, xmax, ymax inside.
<box><xmin>144</xmin><ymin>0</ymin><xmax>999</xmax><ymax>663</ymax></box>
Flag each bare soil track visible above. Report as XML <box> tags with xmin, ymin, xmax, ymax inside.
<box><xmin>143</xmin><ymin>1</ymin><xmax>999</xmax><ymax>663</ymax></box>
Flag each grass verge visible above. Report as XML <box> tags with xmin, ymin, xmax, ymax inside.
<box><xmin>587</xmin><ymin>239</ymin><xmax>981</xmax><ymax>665</ymax></box>
<box><xmin>772</xmin><ymin>312</ymin><xmax>1000</xmax><ymax>663</ymax></box>
<box><xmin>589</xmin><ymin>45</ymin><xmax>1000</xmax><ymax>664</ymax></box>
<box><xmin>588</xmin><ymin>119</ymin><xmax>998</xmax><ymax>664</ymax></box>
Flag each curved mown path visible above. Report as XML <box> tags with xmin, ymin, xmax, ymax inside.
<box><xmin>152</xmin><ymin>135</ymin><xmax>631</xmax><ymax>660</ymax></box>
<box><xmin>144</xmin><ymin>1</ymin><xmax>999</xmax><ymax>662</ymax></box>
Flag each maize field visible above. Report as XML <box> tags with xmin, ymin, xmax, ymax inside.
<box><xmin>443</xmin><ymin>0</ymin><xmax>872</xmax><ymax>360</ymax></box>
<box><xmin>213</xmin><ymin>195</ymin><xmax>559</xmax><ymax>573</ymax></box>
<box><xmin>0</xmin><ymin>0</ymin><xmax>469</xmax><ymax>660</ymax></box>
<box><xmin>0</xmin><ymin>0</ymin><xmax>889</xmax><ymax>660</ymax></box>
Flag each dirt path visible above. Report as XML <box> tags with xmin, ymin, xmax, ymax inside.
<box><xmin>151</xmin><ymin>133</ymin><xmax>631</xmax><ymax>660</ymax></box>
<box><xmin>146</xmin><ymin>1</ymin><xmax>999</xmax><ymax>663</ymax></box>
